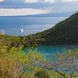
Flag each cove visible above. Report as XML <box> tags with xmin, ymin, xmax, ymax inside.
<box><xmin>28</xmin><ymin>45</ymin><xmax>78</xmax><ymax>58</ymax></box>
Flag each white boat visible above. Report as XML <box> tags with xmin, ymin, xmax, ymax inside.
<box><xmin>20</xmin><ymin>29</ymin><xmax>24</xmax><ymax>33</ymax></box>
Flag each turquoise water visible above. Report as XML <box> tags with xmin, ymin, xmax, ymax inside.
<box><xmin>0</xmin><ymin>16</ymin><xmax>67</xmax><ymax>36</ymax></box>
<box><xmin>32</xmin><ymin>45</ymin><xmax>78</xmax><ymax>58</ymax></box>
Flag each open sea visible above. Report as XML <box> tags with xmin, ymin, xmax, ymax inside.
<box><xmin>0</xmin><ymin>16</ymin><xmax>67</xmax><ymax>36</ymax></box>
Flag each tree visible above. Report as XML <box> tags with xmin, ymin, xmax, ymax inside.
<box><xmin>38</xmin><ymin>49</ymin><xmax>78</xmax><ymax>78</ymax></box>
<box><xmin>0</xmin><ymin>38</ymin><xmax>43</xmax><ymax>78</ymax></box>
<box><xmin>34</xmin><ymin>70</ymin><xmax>50</xmax><ymax>78</ymax></box>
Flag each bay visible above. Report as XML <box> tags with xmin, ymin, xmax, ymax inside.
<box><xmin>0</xmin><ymin>16</ymin><xmax>76</xmax><ymax>57</ymax></box>
<box><xmin>32</xmin><ymin>45</ymin><xmax>78</xmax><ymax>58</ymax></box>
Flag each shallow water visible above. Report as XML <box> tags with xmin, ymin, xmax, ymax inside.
<box><xmin>32</xmin><ymin>45</ymin><xmax>78</xmax><ymax>58</ymax></box>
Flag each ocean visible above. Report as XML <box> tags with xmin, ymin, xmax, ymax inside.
<box><xmin>0</xmin><ymin>16</ymin><xmax>67</xmax><ymax>36</ymax></box>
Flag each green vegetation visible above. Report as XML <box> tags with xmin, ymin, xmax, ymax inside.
<box><xmin>27</xmin><ymin>12</ymin><xmax>78</xmax><ymax>45</ymax></box>
<box><xmin>0</xmin><ymin>38</ymin><xmax>43</xmax><ymax>78</ymax></box>
<box><xmin>35</xmin><ymin>12</ymin><xmax>78</xmax><ymax>45</ymax></box>
<box><xmin>2</xmin><ymin>12</ymin><xmax>78</xmax><ymax>48</ymax></box>
<box><xmin>1</xmin><ymin>35</ymin><xmax>78</xmax><ymax>78</ymax></box>
<box><xmin>40</xmin><ymin>49</ymin><xmax>78</xmax><ymax>78</ymax></box>
<box><xmin>1</xmin><ymin>12</ymin><xmax>78</xmax><ymax>78</ymax></box>
<box><xmin>34</xmin><ymin>70</ymin><xmax>50</xmax><ymax>78</ymax></box>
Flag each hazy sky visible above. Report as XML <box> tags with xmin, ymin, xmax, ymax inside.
<box><xmin>0</xmin><ymin>0</ymin><xmax>78</xmax><ymax>16</ymax></box>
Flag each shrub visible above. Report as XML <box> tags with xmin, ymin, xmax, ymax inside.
<box><xmin>34</xmin><ymin>70</ymin><xmax>50</xmax><ymax>78</ymax></box>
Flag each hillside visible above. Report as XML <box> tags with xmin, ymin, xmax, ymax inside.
<box><xmin>1</xmin><ymin>12</ymin><xmax>78</xmax><ymax>48</ymax></box>
<box><xmin>33</xmin><ymin>12</ymin><xmax>78</xmax><ymax>45</ymax></box>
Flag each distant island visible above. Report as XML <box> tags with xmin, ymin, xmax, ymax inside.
<box><xmin>0</xmin><ymin>11</ymin><xmax>74</xmax><ymax>17</ymax></box>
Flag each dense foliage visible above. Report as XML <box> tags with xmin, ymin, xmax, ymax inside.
<box><xmin>1</xmin><ymin>12</ymin><xmax>78</xmax><ymax>78</ymax></box>
<box><xmin>35</xmin><ymin>12</ymin><xmax>78</xmax><ymax>45</ymax></box>
<box><xmin>1</xmin><ymin>35</ymin><xmax>78</xmax><ymax>78</ymax></box>
<box><xmin>34</xmin><ymin>49</ymin><xmax>78</xmax><ymax>78</ymax></box>
<box><xmin>0</xmin><ymin>38</ymin><xmax>43</xmax><ymax>78</ymax></box>
<box><xmin>24</xmin><ymin>12</ymin><xmax>78</xmax><ymax>45</ymax></box>
<box><xmin>0</xmin><ymin>34</ymin><xmax>77</xmax><ymax>78</ymax></box>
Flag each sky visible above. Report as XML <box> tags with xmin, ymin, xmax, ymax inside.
<box><xmin>0</xmin><ymin>0</ymin><xmax>78</xmax><ymax>16</ymax></box>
